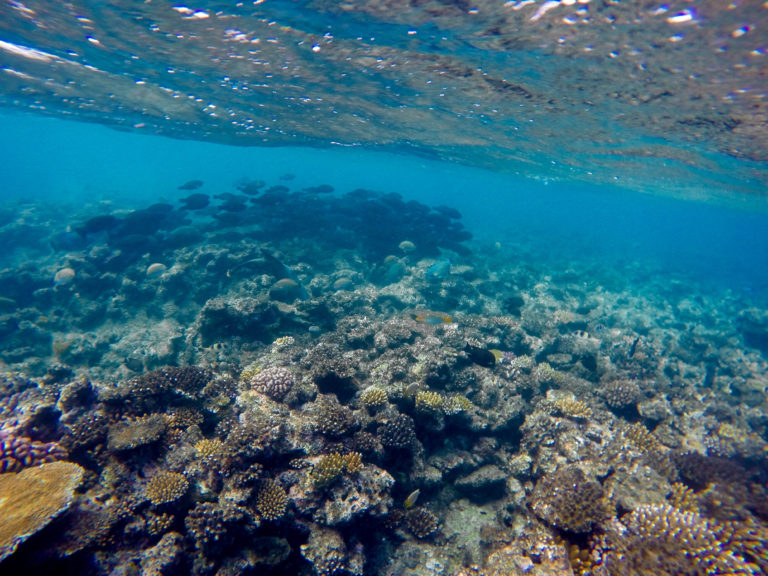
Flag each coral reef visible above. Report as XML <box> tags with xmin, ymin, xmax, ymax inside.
<box><xmin>146</xmin><ymin>471</ymin><xmax>189</xmax><ymax>505</ymax></box>
<box><xmin>255</xmin><ymin>479</ymin><xmax>289</xmax><ymax>521</ymax></box>
<box><xmin>530</xmin><ymin>467</ymin><xmax>608</xmax><ymax>534</ymax></box>
<box><xmin>0</xmin><ymin>461</ymin><xmax>84</xmax><ymax>561</ymax></box>
<box><xmin>247</xmin><ymin>366</ymin><xmax>295</xmax><ymax>401</ymax></box>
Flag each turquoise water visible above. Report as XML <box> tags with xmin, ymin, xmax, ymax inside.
<box><xmin>1</xmin><ymin>2</ymin><xmax>768</xmax><ymax>575</ymax></box>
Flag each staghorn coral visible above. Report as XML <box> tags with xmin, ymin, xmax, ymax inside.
<box><xmin>146</xmin><ymin>471</ymin><xmax>189</xmax><ymax>505</ymax></box>
<box><xmin>359</xmin><ymin>387</ymin><xmax>388</xmax><ymax>409</ymax></box>
<box><xmin>414</xmin><ymin>390</ymin><xmax>444</xmax><ymax>414</ymax></box>
<box><xmin>602</xmin><ymin>503</ymin><xmax>768</xmax><ymax>575</ymax></box>
<box><xmin>255</xmin><ymin>479</ymin><xmax>289</xmax><ymax>521</ymax></box>
<box><xmin>624</xmin><ymin>422</ymin><xmax>661</xmax><ymax>453</ymax></box>
<box><xmin>668</xmin><ymin>481</ymin><xmax>700</xmax><ymax>513</ymax></box>
<box><xmin>530</xmin><ymin>467</ymin><xmax>608</xmax><ymax>534</ymax></box>
<box><xmin>309</xmin><ymin>451</ymin><xmax>363</xmax><ymax>489</ymax></box>
<box><xmin>107</xmin><ymin>413</ymin><xmax>166</xmax><ymax>451</ymax></box>
<box><xmin>0</xmin><ymin>461</ymin><xmax>84</xmax><ymax>562</ymax></box>
<box><xmin>0</xmin><ymin>427</ymin><xmax>67</xmax><ymax>473</ymax></box>
<box><xmin>248</xmin><ymin>366</ymin><xmax>294</xmax><ymax>401</ymax></box>
<box><xmin>406</xmin><ymin>507</ymin><xmax>440</xmax><ymax>539</ymax></box>
<box><xmin>552</xmin><ymin>396</ymin><xmax>593</xmax><ymax>420</ymax></box>
<box><xmin>378</xmin><ymin>413</ymin><xmax>417</xmax><ymax>450</ymax></box>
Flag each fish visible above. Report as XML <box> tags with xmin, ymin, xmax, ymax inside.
<box><xmin>178</xmin><ymin>179</ymin><xmax>203</xmax><ymax>190</ymax></box>
<box><xmin>465</xmin><ymin>343</ymin><xmax>495</xmax><ymax>367</ymax></box>
<box><xmin>413</xmin><ymin>312</ymin><xmax>452</xmax><ymax>325</ymax></box>
<box><xmin>179</xmin><ymin>193</ymin><xmax>209</xmax><ymax>210</ymax></box>
<box><xmin>404</xmin><ymin>489</ymin><xmax>421</xmax><ymax>509</ymax></box>
<box><xmin>426</xmin><ymin>258</ymin><xmax>451</xmax><ymax>279</ymax></box>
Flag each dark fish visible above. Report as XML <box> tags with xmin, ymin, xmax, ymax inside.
<box><xmin>279</xmin><ymin>173</ymin><xmax>295</xmax><ymax>181</ymax></box>
<box><xmin>628</xmin><ymin>337</ymin><xmax>640</xmax><ymax>358</ymax></box>
<box><xmin>465</xmin><ymin>343</ymin><xmax>495</xmax><ymax>367</ymax></box>
<box><xmin>303</xmin><ymin>184</ymin><xmax>334</xmax><ymax>194</ymax></box>
<box><xmin>178</xmin><ymin>179</ymin><xmax>203</xmax><ymax>190</ymax></box>
<box><xmin>434</xmin><ymin>205</ymin><xmax>462</xmax><ymax>219</ymax></box>
<box><xmin>179</xmin><ymin>193</ymin><xmax>210</xmax><ymax>210</ymax></box>
<box><xmin>236</xmin><ymin>179</ymin><xmax>265</xmax><ymax>195</ymax></box>
<box><xmin>75</xmin><ymin>214</ymin><xmax>118</xmax><ymax>237</ymax></box>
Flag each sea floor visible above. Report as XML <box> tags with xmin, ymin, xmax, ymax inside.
<box><xmin>0</xmin><ymin>180</ymin><xmax>766</xmax><ymax>575</ymax></box>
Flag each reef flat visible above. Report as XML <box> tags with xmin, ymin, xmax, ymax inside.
<box><xmin>0</xmin><ymin>180</ymin><xmax>766</xmax><ymax>576</ymax></box>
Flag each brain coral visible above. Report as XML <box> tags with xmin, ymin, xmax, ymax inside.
<box><xmin>249</xmin><ymin>366</ymin><xmax>295</xmax><ymax>400</ymax></box>
<box><xmin>0</xmin><ymin>461</ymin><xmax>84</xmax><ymax>562</ymax></box>
<box><xmin>0</xmin><ymin>428</ymin><xmax>67</xmax><ymax>473</ymax></box>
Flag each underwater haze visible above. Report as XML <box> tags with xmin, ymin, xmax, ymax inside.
<box><xmin>1</xmin><ymin>2</ymin><xmax>768</xmax><ymax>576</ymax></box>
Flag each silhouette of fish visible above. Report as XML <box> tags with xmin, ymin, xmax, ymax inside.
<box><xmin>178</xmin><ymin>179</ymin><xmax>203</xmax><ymax>190</ymax></box>
<box><xmin>179</xmin><ymin>193</ymin><xmax>210</xmax><ymax>210</ymax></box>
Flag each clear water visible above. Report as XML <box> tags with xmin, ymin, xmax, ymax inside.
<box><xmin>1</xmin><ymin>2</ymin><xmax>767</xmax><ymax>575</ymax></box>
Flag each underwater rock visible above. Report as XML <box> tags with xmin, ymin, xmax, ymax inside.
<box><xmin>139</xmin><ymin>531</ymin><xmax>184</xmax><ymax>576</ymax></box>
<box><xmin>0</xmin><ymin>461</ymin><xmax>84</xmax><ymax>562</ymax></box>
<box><xmin>197</xmin><ymin>297</ymin><xmax>294</xmax><ymax>345</ymax></box>
<box><xmin>454</xmin><ymin>464</ymin><xmax>507</xmax><ymax>502</ymax></box>
<box><xmin>738</xmin><ymin>308</ymin><xmax>768</xmax><ymax>355</ymax></box>
<box><xmin>300</xmin><ymin>525</ymin><xmax>356</xmax><ymax>576</ymax></box>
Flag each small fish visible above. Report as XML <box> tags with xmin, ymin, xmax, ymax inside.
<box><xmin>404</xmin><ymin>489</ymin><xmax>421</xmax><ymax>509</ymax></box>
<box><xmin>178</xmin><ymin>179</ymin><xmax>203</xmax><ymax>190</ymax></box>
<box><xmin>628</xmin><ymin>336</ymin><xmax>640</xmax><ymax>358</ymax></box>
<box><xmin>413</xmin><ymin>312</ymin><xmax>452</xmax><ymax>325</ymax></box>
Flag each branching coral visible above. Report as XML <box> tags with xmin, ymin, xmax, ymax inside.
<box><xmin>601</xmin><ymin>503</ymin><xmax>768</xmax><ymax>575</ymax></box>
<box><xmin>146</xmin><ymin>471</ymin><xmax>189</xmax><ymax>505</ymax></box>
<box><xmin>255</xmin><ymin>479</ymin><xmax>289</xmax><ymax>521</ymax></box>
<box><xmin>309</xmin><ymin>452</ymin><xmax>363</xmax><ymax>489</ymax></box>
<box><xmin>530</xmin><ymin>467</ymin><xmax>608</xmax><ymax>534</ymax></box>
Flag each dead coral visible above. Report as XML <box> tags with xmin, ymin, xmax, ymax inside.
<box><xmin>107</xmin><ymin>413</ymin><xmax>166</xmax><ymax>451</ymax></box>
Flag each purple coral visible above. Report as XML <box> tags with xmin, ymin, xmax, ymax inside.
<box><xmin>251</xmin><ymin>367</ymin><xmax>295</xmax><ymax>401</ymax></box>
<box><xmin>0</xmin><ymin>426</ymin><xmax>67</xmax><ymax>473</ymax></box>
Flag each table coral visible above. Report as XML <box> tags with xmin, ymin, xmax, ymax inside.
<box><xmin>0</xmin><ymin>461</ymin><xmax>84</xmax><ymax>562</ymax></box>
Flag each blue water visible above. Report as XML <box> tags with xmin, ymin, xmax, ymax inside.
<box><xmin>2</xmin><ymin>110</ymin><xmax>766</xmax><ymax>302</ymax></box>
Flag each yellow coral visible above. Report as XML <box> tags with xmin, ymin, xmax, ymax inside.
<box><xmin>0</xmin><ymin>462</ymin><xmax>84</xmax><ymax>562</ymax></box>
<box><xmin>553</xmin><ymin>397</ymin><xmax>593</xmax><ymax>420</ymax></box>
<box><xmin>308</xmin><ymin>452</ymin><xmax>363</xmax><ymax>488</ymax></box>
<box><xmin>625</xmin><ymin>422</ymin><xmax>661</xmax><ymax>453</ymax></box>
<box><xmin>146</xmin><ymin>471</ymin><xmax>189</xmax><ymax>505</ymax></box>
<box><xmin>414</xmin><ymin>390</ymin><xmax>444</xmax><ymax>414</ymax></box>
<box><xmin>256</xmin><ymin>479</ymin><xmax>288</xmax><ymax>521</ymax></box>
<box><xmin>360</xmin><ymin>387</ymin><xmax>388</xmax><ymax>408</ymax></box>
<box><xmin>239</xmin><ymin>362</ymin><xmax>262</xmax><ymax>384</ymax></box>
